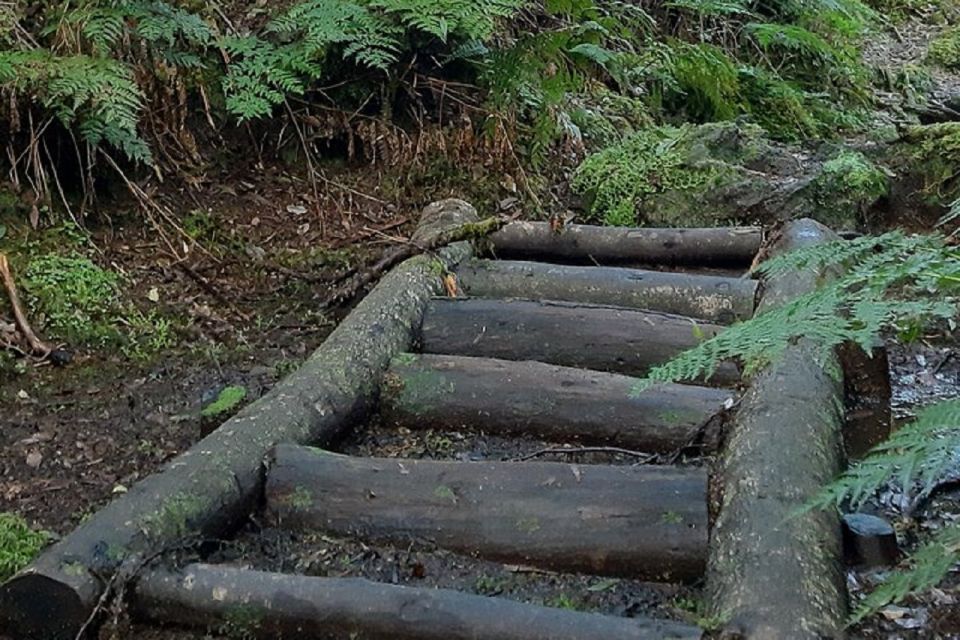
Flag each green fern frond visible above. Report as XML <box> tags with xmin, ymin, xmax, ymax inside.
<box><xmin>850</xmin><ymin>522</ymin><xmax>960</xmax><ymax>623</ymax></box>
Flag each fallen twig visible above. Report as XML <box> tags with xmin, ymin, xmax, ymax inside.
<box><xmin>0</xmin><ymin>252</ymin><xmax>52</xmax><ymax>357</ymax></box>
<box><xmin>322</xmin><ymin>216</ymin><xmax>506</xmax><ymax>308</ymax></box>
<box><xmin>515</xmin><ymin>447</ymin><xmax>658</xmax><ymax>462</ymax></box>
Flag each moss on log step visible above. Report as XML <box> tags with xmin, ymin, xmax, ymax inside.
<box><xmin>419</xmin><ymin>298</ymin><xmax>741</xmax><ymax>386</ymax></box>
<box><xmin>134</xmin><ymin>564</ymin><xmax>702</xmax><ymax>640</ymax></box>
<box><xmin>266</xmin><ymin>445</ymin><xmax>708</xmax><ymax>582</ymax></box>
<box><xmin>382</xmin><ymin>353</ymin><xmax>732</xmax><ymax>452</ymax></box>
<box><xmin>489</xmin><ymin>222</ymin><xmax>762</xmax><ymax>267</ymax></box>
<box><xmin>456</xmin><ymin>259</ymin><xmax>757</xmax><ymax>324</ymax></box>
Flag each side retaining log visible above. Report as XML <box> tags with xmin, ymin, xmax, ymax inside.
<box><xmin>489</xmin><ymin>222</ymin><xmax>763</xmax><ymax>266</ymax></box>
<box><xmin>419</xmin><ymin>298</ymin><xmax>741</xmax><ymax>386</ymax></box>
<box><xmin>266</xmin><ymin>445</ymin><xmax>709</xmax><ymax>581</ymax></box>
<box><xmin>0</xmin><ymin>199</ymin><xmax>480</xmax><ymax>640</ymax></box>
<box><xmin>456</xmin><ymin>259</ymin><xmax>757</xmax><ymax>324</ymax></box>
<box><xmin>134</xmin><ymin>564</ymin><xmax>703</xmax><ymax>640</ymax></box>
<box><xmin>707</xmin><ymin>219</ymin><xmax>848</xmax><ymax>639</ymax></box>
<box><xmin>381</xmin><ymin>353</ymin><xmax>732</xmax><ymax>452</ymax></box>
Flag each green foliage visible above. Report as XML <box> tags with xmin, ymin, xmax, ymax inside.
<box><xmin>201</xmin><ymin>385</ymin><xmax>248</xmax><ymax>418</ymax></box>
<box><xmin>0</xmin><ymin>513</ymin><xmax>48</xmax><ymax>582</ymax></box>
<box><xmin>665</xmin><ymin>42</ymin><xmax>741</xmax><ymax>121</ymax></box>
<box><xmin>812</xmin><ymin>150</ymin><xmax>889</xmax><ymax>227</ymax></box>
<box><xmin>571</xmin><ymin>126</ymin><xmax>720</xmax><ymax>226</ymax></box>
<box><xmin>929</xmin><ymin>26</ymin><xmax>960</xmax><ymax>70</ymax></box>
<box><xmin>21</xmin><ymin>251</ymin><xmax>174</xmax><ymax>356</ymax></box>
<box><xmin>901</xmin><ymin>123</ymin><xmax>960</xmax><ymax>205</ymax></box>
<box><xmin>805</xmin><ymin>400</ymin><xmax>960</xmax><ymax>623</ymax></box>
<box><xmin>631</xmin><ymin>231</ymin><xmax>960</xmax><ymax>620</ymax></box>
<box><xmin>634</xmin><ymin>232</ymin><xmax>959</xmax><ymax>389</ymax></box>
<box><xmin>0</xmin><ymin>50</ymin><xmax>151</xmax><ymax>163</ymax></box>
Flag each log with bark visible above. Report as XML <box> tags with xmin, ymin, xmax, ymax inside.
<box><xmin>489</xmin><ymin>222</ymin><xmax>763</xmax><ymax>267</ymax></box>
<box><xmin>455</xmin><ymin>259</ymin><xmax>757</xmax><ymax>324</ymax></box>
<box><xmin>419</xmin><ymin>298</ymin><xmax>741</xmax><ymax>386</ymax></box>
<box><xmin>381</xmin><ymin>353</ymin><xmax>732</xmax><ymax>452</ymax></box>
<box><xmin>266</xmin><ymin>445</ymin><xmax>709</xmax><ymax>582</ymax></box>
<box><xmin>706</xmin><ymin>219</ymin><xmax>848</xmax><ymax>639</ymax></box>
<box><xmin>0</xmin><ymin>200</ymin><xmax>480</xmax><ymax>640</ymax></box>
<box><xmin>134</xmin><ymin>563</ymin><xmax>702</xmax><ymax>640</ymax></box>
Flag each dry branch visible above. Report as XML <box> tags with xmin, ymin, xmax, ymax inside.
<box><xmin>0</xmin><ymin>252</ymin><xmax>52</xmax><ymax>357</ymax></box>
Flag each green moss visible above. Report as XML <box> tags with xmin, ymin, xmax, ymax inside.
<box><xmin>394</xmin><ymin>369</ymin><xmax>454</xmax><ymax>412</ymax></box>
<box><xmin>812</xmin><ymin>150</ymin><xmax>888</xmax><ymax>228</ymax></box>
<box><xmin>218</xmin><ymin>604</ymin><xmax>264</xmax><ymax>640</ymax></box>
<box><xmin>201</xmin><ymin>385</ymin><xmax>247</xmax><ymax>418</ymax></box>
<box><xmin>283</xmin><ymin>486</ymin><xmax>313</xmax><ymax>510</ymax></box>
<box><xmin>0</xmin><ymin>513</ymin><xmax>48</xmax><ymax>581</ymax></box>
<box><xmin>19</xmin><ymin>249</ymin><xmax>175</xmax><ymax>357</ymax></box>
<box><xmin>141</xmin><ymin>492</ymin><xmax>206</xmax><ymax>539</ymax></box>
<box><xmin>390</xmin><ymin>352</ymin><xmax>419</xmax><ymax>367</ymax></box>
<box><xmin>900</xmin><ymin>123</ymin><xmax>960</xmax><ymax>206</ymax></box>
<box><xmin>516</xmin><ymin>517</ymin><xmax>541</xmax><ymax>533</ymax></box>
<box><xmin>929</xmin><ymin>26</ymin><xmax>960</xmax><ymax>70</ymax></box>
<box><xmin>433</xmin><ymin>485</ymin><xmax>456</xmax><ymax>502</ymax></box>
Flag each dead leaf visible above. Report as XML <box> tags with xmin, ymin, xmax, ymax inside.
<box><xmin>146</xmin><ymin>287</ymin><xmax>160</xmax><ymax>303</ymax></box>
<box><xmin>286</xmin><ymin>204</ymin><xmax>307</xmax><ymax>215</ymax></box>
<box><xmin>442</xmin><ymin>273</ymin><xmax>459</xmax><ymax>297</ymax></box>
<box><xmin>25</xmin><ymin>450</ymin><xmax>43</xmax><ymax>469</ymax></box>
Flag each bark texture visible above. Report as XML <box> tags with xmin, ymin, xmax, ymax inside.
<box><xmin>266</xmin><ymin>445</ymin><xmax>709</xmax><ymax>581</ymax></box>
<box><xmin>419</xmin><ymin>298</ymin><xmax>741</xmax><ymax>386</ymax></box>
<box><xmin>134</xmin><ymin>564</ymin><xmax>703</xmax><ymax>640</ymax></box>
<box><xmin>707</xmin><ymin>218</ymin><xmax>848</xmax><ymax>639</ymax></box>
<box><xmin>456</xmin><ymin>259</ymin><xmax>757</xmax><ymax>324</ymax></box>
<box><xmin>489</xmin><ymin>222</ymin><xmax>762</xmax><ymax>266</ymax></box>
<box><xmin>0</xmin><ymin>200</ymin><xmax>479</xmax><ymax>640</ymax></box>
<box><xmin>381</xmin><ymin>353</ymin><xmax>732</xmax><ymax>452</ymax></box>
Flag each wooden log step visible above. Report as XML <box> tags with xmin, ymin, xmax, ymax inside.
<box><xmin>266</xmin><ymin>445</ymin><xmax>709</xmax><ymax>582</ymax></box>
<box><xmin>382</xmin><ymin>353</ymin><xmax>732</xmax><ymax>453</ymax></box>
<box><xmin>456</xmin><ymin>259</ymin><xmax>757</xmax><ymax>324</ymax></box>
<box><xmin>135</xmin><ymin>564</ymin><xmax>703</xmax><ymax>640</ymax></box>
<box><xmin>489</xmin><ymin>222</ymin><xmax>762</xmax><ymax>267</ymax></box>
<box><xmin>419</xmin><ymin>298</ymin><xmax>741</xmax><ymax>386</ymax></box>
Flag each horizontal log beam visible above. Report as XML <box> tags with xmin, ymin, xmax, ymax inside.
<box><xmin>456</xmin><ymin>259</ymin><xmax>757</xmax><ymax>324</ymax></box>
<box><xmin>419</xmin><ymin>298</ymin><xmax>741</xmax><ymax>386</ymax></box>
<box><xmin>266</xmin><ymin>445</ymin><xmax>709</xmax><ymax>582</ymax></box>
<box><xmin>489</xmin><ymin>222</ymin><xmax>762</xmax><ymax>267</ymax></box>
<box><xmin>134</xmin><ymin>564</ymin><xmax>702</xmax><ymax>640</ymax></box>
<box><xmin>382</xmin><ymin>353</ymin><xmax>732</xmax><ymax>452</ymax></box>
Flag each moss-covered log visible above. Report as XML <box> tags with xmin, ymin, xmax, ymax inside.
<box><xmin>134</xmin><ymin>564</ymin><xmax>702</xmax><ymax>640</ymax></box>
<box><xmin>489</xmin><ymin>222</ymin><xmax>762</xmax><ymax>267</ymax></box>
<box><xmin>0</xmin><ymin>200</ymin><xmax>480</xmax><ymax>640</ymax></box>
<box><xmin>707</xmin><ymin>219</ymin><xmax>848</xmax><ymax>639</ymax></box>
<box><xmin>266</xmin><ymin>445</ymin><xmax>709</xmax><ymax>582</ymax></box>
<box><xmin>381</xmin><ymin>353</ymin><xmax>732</xmax><ymax>452</ymax></box>
<box><xmin>456</xmin><ymin>259</ymin><xmax>756</xmax><ymax>324</ymax></box>
<box><xmin>419</xmin><ymin>298</ymin><xmax>741</xmax><ymax>386</ymax></box>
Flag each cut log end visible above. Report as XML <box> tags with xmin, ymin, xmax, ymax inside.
<box><xmin>0</xmin><ymin>573</ymin><xmax>89</xmax><ymax>640</ymax></box>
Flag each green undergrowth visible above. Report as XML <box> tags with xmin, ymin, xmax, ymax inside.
<box><xmin>3</xmin><ymin>224</ymin><xmax>176</xmax><ymax>358</ymax></box>
<box><xmin>812</xmin><ymin>150</ymin><xmax>889</xmax><ymax>228</ymax></box>
<box><xmin>200</xmin><ymin>385</ymin><xmax>247</xmax><ymax>419</ymax></box>
<box><xmin>929</xmin><ymin>26</ymin><xmax>960</xmax><ymax>69</ymax></box>
<box><xmin>0</xmin><ymin>512</ymin><xmax>48</xmax><ymax>582</ymax></box>
<box><xmin>0</xmin><ymin>0</ymin><xmax>888</xmax><ymax>221</ymax></box>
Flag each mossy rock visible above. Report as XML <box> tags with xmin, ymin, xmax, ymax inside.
<box><xmin>809</xmin><ymin>150</ymin><xmax>889</xmax><ymax>230</ymax></box>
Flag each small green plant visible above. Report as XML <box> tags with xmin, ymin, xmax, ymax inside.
<box><xmin>571</xmin><ymin>126</ymin><xmax>720</xmax><ymax>226</ymax></box>
<box><xmin>929</xmin><ymin>27</ymin><xmax>960</xmax><ymax>70</ymax></box>
<box><xmin>201</xmin><ymin>386</ymin><xmax>248</xmax><ymax>418</ymax></box>
<box><xmin>0</xmin><ymin>512</ymin><xmax>48</xmax><ymax>581</ymax></box>
<box><xmin>813</xmin><ymin>150</ymin><xmax>888</xmax><ymax>227</ymax></box>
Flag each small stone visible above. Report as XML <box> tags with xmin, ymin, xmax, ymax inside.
<box><xmin>843</xmin><ymin>513</ymin><xmax>900</xmax><ymax>567</ymax></box>
<box><xmin>25</xmin><ymin>451</ymin><xmax>43</xmax><ymax>469</ymax></box>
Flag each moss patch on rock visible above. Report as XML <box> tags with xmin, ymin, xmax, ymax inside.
<box><xmin>811</xmin><ymin>150</ymin><xmax>889</xmax><ymax>229</ymax></box>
